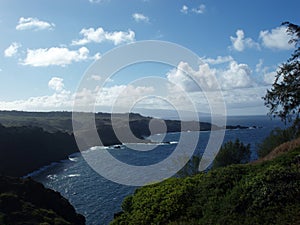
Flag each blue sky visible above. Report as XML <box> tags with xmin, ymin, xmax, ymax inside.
<box><xmin>0</xmin><ymin>0</ymin><xmax>299</xmax><ymax>116</ymax></box>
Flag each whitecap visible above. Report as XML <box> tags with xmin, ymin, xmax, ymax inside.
<box><xmin>47</xmin><ymin>174</ymin><xmax>58</xmax><ymax>180</ymax></box>
<box><xmin>68</xmin><ymin>157</ymin><xmax>79</xmax><ymax>162</ymax></box>
<box><xmin>67</xmin><ymin>174</ymin><xmax>81</xmax><ymax>178</ymax></box>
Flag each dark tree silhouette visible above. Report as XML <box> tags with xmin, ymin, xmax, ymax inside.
<box><xmin>263</xmin><ymin>22</ymin><xmax>300</xmax><ymax>125</ymax></box>
<box><xmin>212</xmin><ymin>139</ymin><xmax>251</xmax><ymax>169</ymax></box>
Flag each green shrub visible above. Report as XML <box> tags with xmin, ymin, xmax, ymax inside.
<box><xmin>111</xmin><ymin>147</ymin><xmax>300</xmax><ymax>225</ymax></box>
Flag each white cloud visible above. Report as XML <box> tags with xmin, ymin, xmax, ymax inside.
<box><xmin>230</xmin><ymin>29</ymin><xmax>260</xmax><ymax>51</ymax></box>
<box><xmin>0</xmin><ymin>77</ymin><xmax>72</xmax><ymax>111</ymax></box>
<box><xmin>95</xmin><ymin>85</ymin><xmax>154</xmax><ymax>108</ymax></box>
<box><xmin>68</xmin><ymin>84</ymin><xmax>154</xmax><ymax>110</ymax></box>
<box><xmin>92</xmin><ymin>52</ymin><xmax>101</xmax><ymax>60</ymax></box>
<box><xmin>89</xmin><ymin>75</ymin><xmax>102</xmax><ymax>81</ymax></box>
<box><xmin>0</xmin><ymin>75</ymin><xmax>154</xmax><ymax>111</ymax></box>
<box><xmin>105</xmin><ymin>30</ymin><xmax>135</xmax><ymax>45</ymax></box>
<box><xmin>0</xmin><ymin>92</ymin><xmax>71</xmax><ymax>110</ymax></box>
<box><xmin>21</xmin><ymin>46</ymin><xmax>89</xmax><ymax>67</ymax></box>
<box><xmin>48</xmin><ymin>77</ymin><xmax>65</xmax><ymax>92</ymax></box>
<box><xmin>16</xmin><ymin>17</ymin><xmax>55</xmax><ymax>31</ymax></box>
<box><xmin>180</xmin><ymin>5</ymin><xmax>189</xmax><ymax>14</ymax></box>
<box><xmin>88</xmin><ymin>0</ymin><xmax>109</xmax><ymax>3</ymax></box>
<box><xmin>255</xmin><ymin>59</ymin><xmax>264</xmax><ymax>73</ymax></box>
<box><xmin>263</xmin><ymin>71</ymin><xmax>277</xmax><ymax>85</ymax></box>
<box><xmin>167</xmin><ymin>60</ymin><xmax>255</xmax><ymax>92</ymax></box>
<box><xmin>220</xmin><ymin>61</ymin><xmax>254</xmax><ymax>89</ymax></box>
<box><xmin>259</xmin><ymin>26</ymin><xmax>293</xmax><ymax>50</ymax></box>
<box><xmin>221</xmin><ymin>86</ymin><xmax>267</xmax><ymax>115</ymax></box>
<box><xmin>181</xmin><ymin>4</ymin><xmax>206</xmax><ymax>14</ymax></box>
<box><xmin>4</xmin><ymin>42</ymin><xmax>21</xmax><ymax>57</ymax></box>
<box><xmin>192</xmin><ymin>4</ymin><xmax>206</xmax><ymax>14</ymax></box>
<box><xmin>167</xmin><ymin>62</ymin><xmax>218</xmax><ymax>92</ymax></box>
<box><xmin>72</xmin><ymin>27</ymin><xmax>135</xmax><ymax>46</ymax></box>
<box><xmin>202</xmin><ymin>55</ymin><xmax>233</xmax><ymax>65</ymax></box>
<box><xmin>255</xmin><ymin>59</ymin><xmax>280</xmax><ymax>85</ymax></box>
<box><xmin>132</xmin><ymin>13</ymin><xmax>149</xmax><ymax>23</ymax></box>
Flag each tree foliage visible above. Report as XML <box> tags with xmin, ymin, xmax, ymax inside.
<box><xmin>257</xmin><ymin>126</ymin><xmax>296</xmax><ymax>158</ymax></box>
<box><xmin>0</xmin><ymin>176</ymin><xmax>85</xmax><ymax>225</ymax></box>
<box><xmin>111</xmin><ymin>147</ymin><xmax>300</xmax><ymax>225</ymax></box>
<box><xmin>212</xmin><ymin>139</ymin><xmax>251</xmax><ymax>169</ymax></box>
<box><xmin>263</xmin><ymin>22</ymin><xmax>300</xmax><ymax>124</ymax></box>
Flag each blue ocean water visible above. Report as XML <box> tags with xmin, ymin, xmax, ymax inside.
<box><xmin>32</xmin><ymin>115</ymin><xmax>286</xmax><ymax>225</ymax></box>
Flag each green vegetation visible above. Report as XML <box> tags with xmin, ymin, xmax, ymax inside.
<box><xmin>111</xmin><ymin>146</ymin><xmax>300</xmax><ymax>225</ymax></box>
<box><xmin>212</xmin><ymin>139</ymin><xmax>251</xmax><ymax>169</ymax></box>
<box><xmin>263</xmin><ymin>22</ymin><xmax>300</xmax><ymax>125</ymax></box>
<box><xmin>0</xmin><ymin>175</ymin><xmax>85</xmax><ymax>225</ymax></box>
<box><xmin>259</xmin><ymin>21</ymin><xmax>300</xmax><ymax>158</ymax></box>
<box><xmin>0</xmin><ymin>110</ymin><xmax>215</xmax><ymax>138</ymax></box>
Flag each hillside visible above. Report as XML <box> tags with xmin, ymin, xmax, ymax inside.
<box><xmin>0</xmin><ymin>124</ymin><xmax>80</xmax><ymax>177</ymax></box>
<box><xmin>0</xmin><ymin>110</ymin><xmax>215</xmax><ymax>132</ymax></box>
<box><xmin>111</xmin><ymin>142</ymin><xmax>300</xmax><ymax>225</ymax></box>
<box><xmin>0</xmin><ymin>175</ymin><xmax>85</xmax><ymax>225</ymax></box>
<box><xmin>0</xmin><ymin>110</ymin><xmax>249</xmax><ymax>177</ymax></box>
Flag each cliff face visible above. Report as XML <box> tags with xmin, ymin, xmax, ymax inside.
<box><xmin>0</xmin><ymin>175</ymin><xmax>85</xmax><ymax>225</ymax></box>
<box><xmin>0</xmin><ymin>124</ymin><xmax>80</xmax><ymax>177</ymax></box>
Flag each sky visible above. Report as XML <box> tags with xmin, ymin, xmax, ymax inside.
<box><xmin>0</xmin><ymin>0</ymin><xmax>299</xmax><ymax>116</ymax></box>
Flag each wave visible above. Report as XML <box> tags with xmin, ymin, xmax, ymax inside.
<box><xmin>47</xmin><ymin>174</ymin><xmax>58</xmax><ymax>180</ymax></box>
<box><xmin>23</xmin><ymin>162</ymin><xmax>59</xmax><ymax>178</ymax></box>
<box><xmin>66</xmin><ymin>174</ymin><xmax>81</xmax><ymax>178</ymax></box>
<box><xmin>68</xmin><ymin>156</ymin><xmax>79</xmax><ymax>162</ymax></box>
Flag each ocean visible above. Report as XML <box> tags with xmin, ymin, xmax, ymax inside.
<box><xmin>32</xmin><ymin>115</ymin><xmax>286</xmax><ymax>225</ymax></box>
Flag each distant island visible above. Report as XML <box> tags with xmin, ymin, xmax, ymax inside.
<box><xmin>0</xmin><ymin>110</ymin><xmax>255</xmax><ymax>177</ymax></box>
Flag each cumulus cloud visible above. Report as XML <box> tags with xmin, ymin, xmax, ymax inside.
<box><xmin>230</xmin><ymin>29</ymin><xmax>260</xmax><ymax>51</ymax></box>
<box><xmin>68</xmin><ymin>84</ymin><xmax>154</xmax><ymax>110</ymax></box>
<box><xmin>95</xmin><ymin>85</ymin><xmax>154</xmax><ymax>108</ymax></box>
<box><xmin>259</xmin><ymin>26</ymin><xmax>293</xmax><ymax>50</ymax></box>
<box><xmin>0</xmin><ymin>77</ymin><xmax>72</xmax><ymax>111</ymax></box>
<box><xmin>4</xmin><ymin>42</ymin><xmax>21</xmax><ymax>57</ymax></box>
<box><xmin>202</xmin><ymin>55</ymin><xmax>233</xmax><ymax>65</ymax></box>
<box><xmin>255</xmin><ymin>59</ymin><xmax>280</xmax><ymax>85</ymax></box>
<box><xmin>167</xmin><ymin>60</ymin><xmax>255</xmax><ymax>92</ymax></box>
<box><xmin>21</xmin><ymin>46</ymin><xmax>89</xmax><ymax>67</ymax></box>
<box><xmin>192</xmin><ymin>4</ymin><xmax>206</xmax><ymax>14</ymax></box>
<box><xmin>0</xmin><ymin>75</ymin><xmax>154</xmax><ymax>111</ymax></box>
<box><xmin>132</xmin><ymin>13</ymin><xmax>149</xmax><ymax>23</ymax></box>
<box><xmin>92</xmin><ymin>52</ymin><xmax>101</xmax><ymax>60</ymax></box>
<box><xmin>180</xmin><ymin>5</ymin><xmax>189</xmax><ymax>14</ymax></box>
<box><xmin>48</xmin><ymin>77</ymin><xmax>65</xmax><ymax>92</ymax></box>
<box><xmin>167</xmin><ymin>62</ymin><xmax>218</xmax><ymax>92</ymax></box>
<box><xmin>16</xmin><ymin>17</ymin><xmax>55</xmax><ymax>31</ymax></box>
<box><xmin>72</xmin><ymin>27</ymin><xmax>135</xmax><ymax>45</ymax></box>
<box><xmin>181</xmin><ymin>4</ymin><xmax>206</xmax><ymax>14</ymax></box>
<box><xmin>219</xmin><ymin>61</ymin><xmax>254</xmax><ymax>89</ymax></box>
